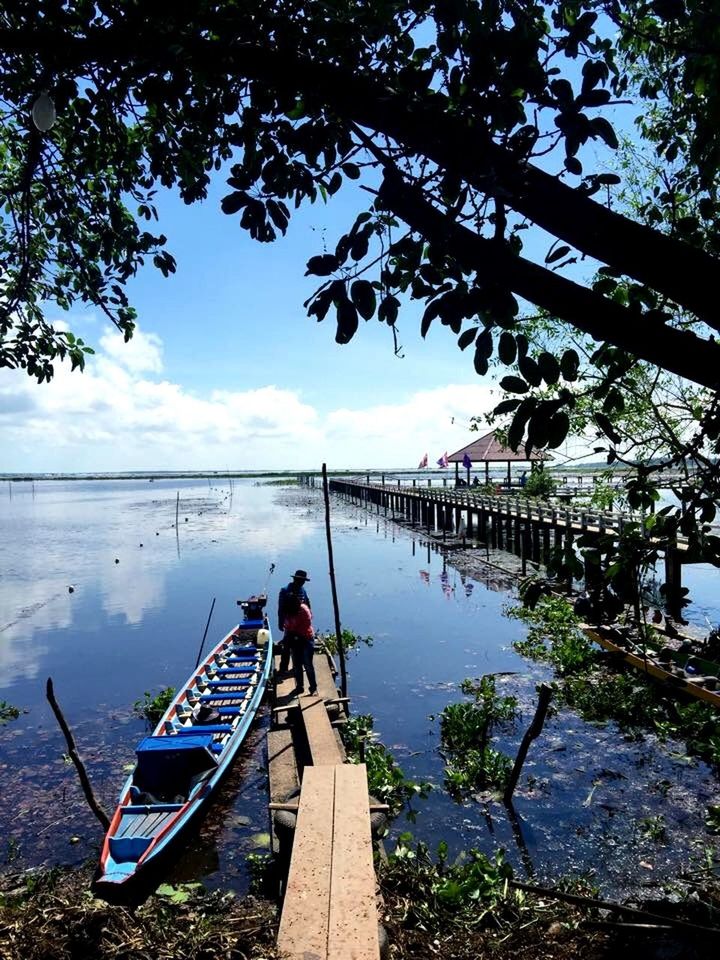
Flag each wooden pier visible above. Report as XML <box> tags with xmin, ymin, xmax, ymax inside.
<box><xmin>268</xmin><ymin>644</ymin><xmax>383</xmax><ymax>960</ymax></box>
<box><xmin>322</xmin><ymin>477</ymin><xmax>703</xmax><ymax>617</ymax></box>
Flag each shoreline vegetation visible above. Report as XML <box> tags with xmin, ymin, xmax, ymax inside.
<box><xmin>2</xmin><ymin>854</ymin><xmax>719</xmax><ymax>960</ymax></box>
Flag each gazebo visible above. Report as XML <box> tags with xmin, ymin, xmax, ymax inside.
<box><xmin>448</xmin><ymin>430</ymin><xmax>548</xmax><ymax>487</ymax></box>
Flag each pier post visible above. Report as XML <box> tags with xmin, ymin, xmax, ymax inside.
<box><xmin>564</xmin><ymin>518</ymin><xmax>574</xmax><ymax>594</ymax></box>
<box><xmin>664</xmin><ymin>546</ymin><xmax>684</xmax><ymax>619</ymax></box>
<box><xmin>513</xmin><ymin>516</ymin><xmax>521</xmax><ymax>556</ymax></box>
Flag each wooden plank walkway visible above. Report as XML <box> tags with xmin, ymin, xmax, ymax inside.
<box><xmin>299</xmin><ymin>695</ymin><xmax>345</xmax><ymax>767</ymax></box>
<box><xmin>268</xmin><ymin>646</ymin><xmax>347</xmax><ymax>853</ymax></box>
<box><xmin>277</xmin><ymin>764</ymin><xmax>380</xmax><ymax>960</ymax></box>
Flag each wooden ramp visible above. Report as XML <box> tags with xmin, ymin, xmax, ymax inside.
<box><xmin>277</xmin><ymin>764</ymin><xmax>380</xmax><ymax>960</ymax></box>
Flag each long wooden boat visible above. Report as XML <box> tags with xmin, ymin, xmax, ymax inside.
<box><xmin>583</xmin><ymin>623</ymin><xmax>720</xmax><ymax>710</ymax></box>
<box><xmin>96</xmin><ymin>595</ymin><xmax>273</xmax><ymax>888</ymax></box>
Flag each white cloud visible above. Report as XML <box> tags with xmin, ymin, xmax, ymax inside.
<box><xmin>98</xmin><ymin>326</ymin><xmax>164</xmax><ymax>374</ymax></box>
<box><xmin>0</xmin><ymin>327</ymin><xmax>500</xmax><ymax>471</ymax></box>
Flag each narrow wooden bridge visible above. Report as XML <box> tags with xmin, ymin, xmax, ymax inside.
<box><xmin>321</xmin><ymin>476</ymin><xmax>700</xmax><ymax>617</ymax></box>
<box><xmin>268</xmin><ymin>645</ymin><xmax>383</xmax><ymax>960</ymax></box>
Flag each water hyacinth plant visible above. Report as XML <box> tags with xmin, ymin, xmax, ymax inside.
<box><xmin>438</xmin><ymin>676</ymin><xmax>518</xmax><ymax>797</ymax></box>
<box><xmin>341</xmin><ymin>714</ymin><xmax>431</xmax><ymax>818</ymax></box>
<box><xmin>133</xmin><ymin>687</ymin><xmax>176</xmax><ymax>727</ymax></box>
<box><xmin>507</xmin><ymin>594</ymin><xmax>597</xmax><ymax>675</ymax></box>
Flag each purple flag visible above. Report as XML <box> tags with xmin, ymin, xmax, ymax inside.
<box><xmin>462</xmin><ymin>453</ymin><xmax>472</xmax><ymax>470</ymax></box>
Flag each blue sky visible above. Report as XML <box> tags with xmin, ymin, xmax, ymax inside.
<box><xmin>0</xmin><ymin>175</ymin><xmax>514</xmax><ymax>472</ymax></box>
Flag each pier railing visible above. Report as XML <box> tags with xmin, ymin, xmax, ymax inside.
<box><xmin>330</xmin><ymin>476</ymin><xmax>671</xmax><ymax>541</ymax></box>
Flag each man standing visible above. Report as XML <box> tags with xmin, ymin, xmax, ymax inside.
<box><xmin>277</xmin><ymin>569</ymin><xmax>311</xmax><ymax>673</ymax></box>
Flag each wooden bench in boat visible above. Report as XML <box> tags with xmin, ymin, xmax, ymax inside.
<box><xmin>277</xmin><ymin>764</ymin><xmax>380</xmax><ymax>960</ymax></box>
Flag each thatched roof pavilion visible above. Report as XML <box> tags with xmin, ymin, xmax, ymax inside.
<box><xmin>448</xmin><ymin>430</ymin><xmax>548</xmax><ymax>486</ymax></box>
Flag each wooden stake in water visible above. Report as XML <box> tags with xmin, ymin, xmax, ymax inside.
<box><xmin>504</xmin><ymin>684</ymin><xmax>552</xmax><ymax>804</ymax></box>
<box><xmin>322</xmin><ymin>463</ymin><xmax>348</xmax><ymax>700</ymax></box>
<box><xmin>46</xmin><ymin>678</ymin><xmax>110</xmax><ymax>830</ymax></box>
<box><xmin>175</xmin><ymin>490</ymin><xmax>180</xmax><ymax>528</ymax></box>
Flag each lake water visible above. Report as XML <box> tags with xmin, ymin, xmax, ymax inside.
<box><xmin>0</xmin><ymin>477</ymin><xmax>718</xmax><ymax>896</ymax></box>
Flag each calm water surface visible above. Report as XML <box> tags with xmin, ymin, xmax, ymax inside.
<box><xmin>0</xmin><ymin>478</ymin><xmax>718</xmax><ymax>896</ymax></box>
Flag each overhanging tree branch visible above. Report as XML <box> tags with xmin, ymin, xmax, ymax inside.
<box><xmin>2</xmin><ymin>25</ymin><xmax>719</xmax><ymax>327</ymax></box>
<box><xmin>378</xmin><ymin>170</ymin><xmax>720</xmax><ymax>391</ymax></box>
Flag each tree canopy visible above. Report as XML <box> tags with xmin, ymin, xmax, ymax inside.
<box><xmin>3</xmin><ymin>0</ymin><xmax>720</xmax><ymax>605</ymax></box>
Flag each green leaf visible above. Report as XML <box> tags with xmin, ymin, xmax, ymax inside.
<box><xmin>286</xmin><ymin>99</ymin><xmax>305</xmax><ymax>119</ymax></box>
<box><xmin>577</xmin><ymin>89</ymin><xmax>611</xmax><ymax>108</ymax></box>
<box><xmin>499</xmin><ymin>376</ymin><xmax>529</xmax><ymax>394</ymax></box>
<box><xmin>474</xmin><ymin>348</ymin><xmax>489</xmax><ymax>376</ymax></box>
<box><xmin>560</xmin><ymin>349</ymin><xmax>580</xmax><ymax>381</ymax></box>
<box><xmin>457</xmin><ymin>327</ymin><xmax>478</xmax><ymax>351</ymax></box>
<box><xmin>547</xmin><ymin>411</ymin><xmax>570</xmax><ymax>448</ymax></box>
<box><xmin>336</xmin><ymin>299</ymin><xmax>359</xmax><ymax>344</ymax></box>
<box><xmin>565</xmin><ymin>156</ymin><xmax>582</xmax><ymax>175</ymax></box>
<box><xmin>306</xmin><ymin>254</ymin><xmax>339</xmax><ymax>276</ymax></box>
<box><xmin>537</xmin><ymin>351</ymin><xmax>560</xmax><ymax>385</ymax></box>
<box><xmin>421</xmin><ymin>300</ymin><xmax>441</xmax><ymax>338</ymax></box>
<box><xmin>220</xmin><ymin>191</ymin><xmax>248</xmax><ymax>215</ymax></box>
<box><xmin>545</xmin><ymin>244</ymin><xmax>571</xmax><ymax>264</ymax></box>
<box><xmin>350</xmin><ymin>279</ymin><xmax>376</xmax><ymax>320</ymax></box>
<box><xmin>307</xmin><ymin>288</ymin><xmax>334</xmax><ymax>322</ymax></box>
<box><xmin>378</xmin><ymin>295</ymin><xmax>399</xmax><ymax>326</ymax></box>
<box><xmin>493</xmin><ymin>398</ymin><xmax>521</xmax><ymax>416</ymax></box>
<box><xmin>342</xmin><ymin>162</ymin><xmax>360</xmax><ymax>179</ymax></box>
<box><xmin>518</xmin><ymin>355</ymin><xmax>542</xmax><ymax>387</ymax></box>
<box><xmin>590</xmin><ymin>116</ymin><xmax>619</xmax><ymax>149</ymax></box>
<box><xmin>475</xmin><ymin>328</ymin><xmax>493</xmax><ymax>361</ymax></box>
<box><xmin>508</xmin><ymin>400</ymin><xmax>534</xmax><ymax>449</ymax></box>
<box><xmin>498</xmin><ymin>331</ymin><xmax>517</xmax><ymax>365</ymax></box>
<box><xmin>595</xmin><ymin>412</ymin><xmax>620</xmax><ymax>443</ymax></box>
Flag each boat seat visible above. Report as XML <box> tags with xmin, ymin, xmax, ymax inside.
<box><xmin>121</xmin><ymin>802</ymin><xmax>184</xmax><ymax>814</ymax></box>
<box><xmin>172</xmin><ymin>724</ymin><xmax>235</xmax><ymax>734</ymax></box>
<box><xmin>199</xmin><ymin>693</ymin><xmax>250</xmax><ymax>703</ymax></box>
<box><xmin>204</xmin><ymin>679</ymin><xmax>252</xmax><ymax>689</ymax></box>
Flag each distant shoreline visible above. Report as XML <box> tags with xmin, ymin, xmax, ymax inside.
<box><xmin>1</xmin><ymin>463</ymin><xmax>623</xmax><ymax>483</ymax></box>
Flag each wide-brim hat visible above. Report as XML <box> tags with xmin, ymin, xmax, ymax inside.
<box><xmin>292</xmin><ymin>569</ymin><xmax>310</xmax><ymax>581</ymax></box>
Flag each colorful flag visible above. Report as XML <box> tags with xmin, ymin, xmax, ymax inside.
<box><xmin>418</xmin><ymin>453</ymin><xmax>428</xmax><ymax>468</ymax></box>
<box><xmin>437</xmin><ymin>451</ymin><xmax>449</xmax><ymax>468</ymax></box>
<box><xmin>462</xmin><ymin>453</ymin><xmax>472</xmax><ymax>470</ymax></box>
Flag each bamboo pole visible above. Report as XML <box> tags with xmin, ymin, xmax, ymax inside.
<box><xmin>322</xmin><ymin>463</ymin><xmax>348</xmax><ymax>700</ymax></box>
<box><xmin>175</xmin><ymin>490</ymin><xmax>180</xmax><ymax>528</ymax></box>
<box><xmin>194</xmin><ymin>597</ymin><xmax>216</xmax><ymax>669</ymax></box>
<box><xmin>46</xmin><ymin>678</ymin><xmax>110</xmax><ymax>830</ymax></box>
<box><xmin>503</xmin><ymin>683</ymin><xmax>552</xmax><ymax>803</ymax></box>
